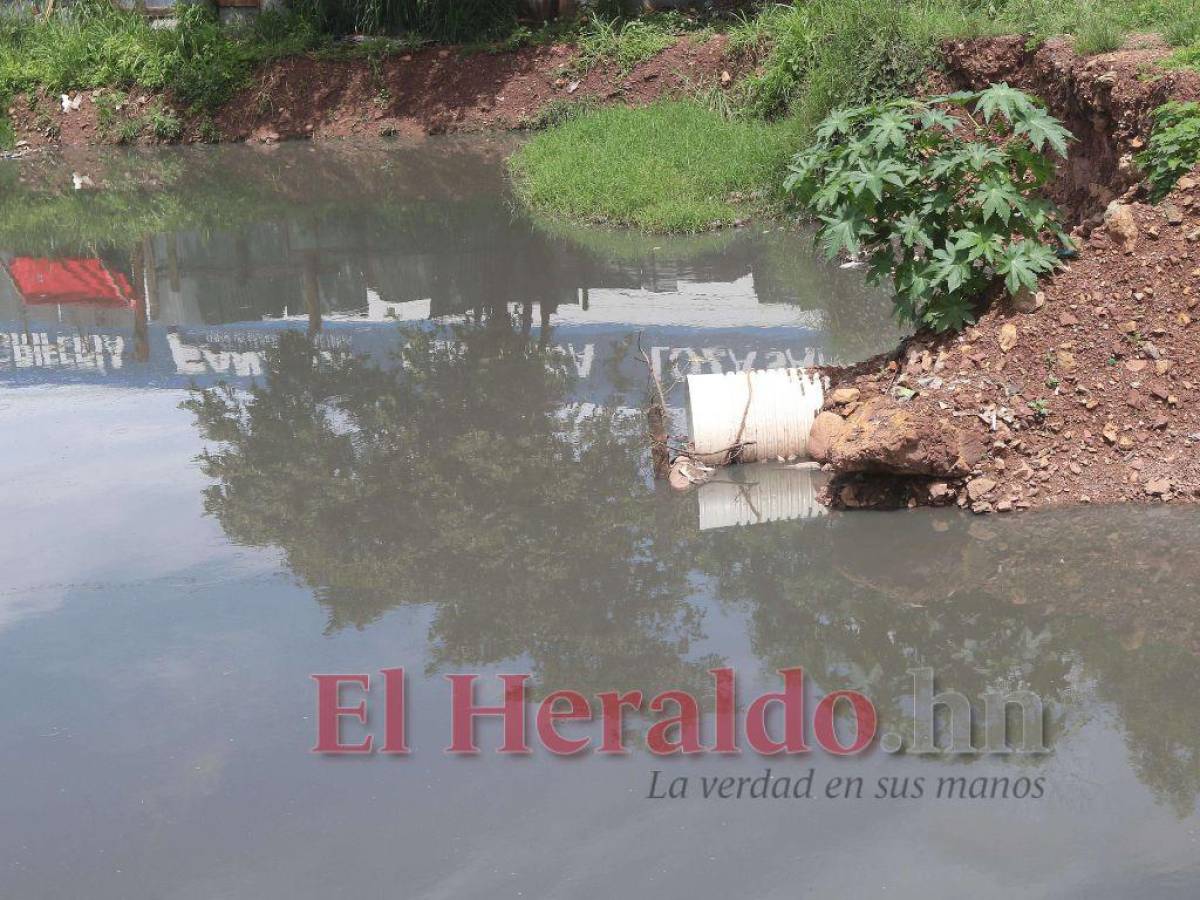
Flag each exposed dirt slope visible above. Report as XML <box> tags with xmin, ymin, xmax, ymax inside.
<box><xmin>819</xmin><ymin>173</ymin><xmax>1200</xmax><ymax>513</ymax></box>
<box><xmin>944</xmin><ymin>35</ymin><xmax>1200</xmax><ymax>222</ymax></box>
<box><xmin>4</xmin><ymin>33</ymin><xmax>741</xmax><ymax>147</ymax></box>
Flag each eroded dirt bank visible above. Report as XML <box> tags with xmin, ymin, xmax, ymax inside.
<box><xmin>4</xmin><ymin>33</ymin><xmax>741</xmax><ymax>148</ymax></box>
<box><xmin>814</xmin><ymin>39</ymin><xmax>1200</xmax><ymax>513</ymax></box>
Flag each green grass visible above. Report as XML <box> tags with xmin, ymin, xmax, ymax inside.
<box><xmin>508</xmin><ymin>100</ymin><xmax>801</xmax><ymax>233</ymax></box>
<box><xmin>1165</xmin><ymin>15</ymin><xmax>1200</xmax><ymax>48</ymax></box>
<box><xmin>736</xmin><ymin>0</ymin><xmax>965</xmax><ymax>124</ymax></box>
<box><xmin>294</xmin><ymin>0</ymin><xmax>522</xmax><ymax>44</ymax></box>
<box><xmin>145</xmin><ymin>102</ymin><xmax>183</xmax><ymax>141</ymax></box>
<box><xmin>1168</xmin><ymin>45</ymin><xmax>1200</xmax><ymax>68</ymax></box>
<box><xmin>738</xmin><ymin>0</ymin><xmax>1200</xmax><ymax>123</ymax></box>
<box><xmin>0</xmin><ymin>1</ymin><xmax>322</xmax><ymax>112</ymax></box>
<box><xmin>1074</xmin><ymin>16</ymin><xmax>1125</xmax><ymax>54</ymax></box>
<box><xmin>572</xmin><ymin>12</ymin><xmax>704</xmax><ymax>74</ymax></box>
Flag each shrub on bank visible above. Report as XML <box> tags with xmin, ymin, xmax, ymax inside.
<box><xmin>738</xmin><ymin>0</ymin><xmax>953</xmax><ymax>124</ymax></box>
<box><xmin>292</xmin><ymin>0</ymin><xmax>521</xmax><ymax>44</ymax></box>
<box><xmin>785</xmin><ymin>85</ymin><xmax>1073</xmax><ymax>332</ymax></box>
<box><xmin>1136</xmin><ymin>101</ymin><xmax>1200</xmax><ymax>201</ymax></box>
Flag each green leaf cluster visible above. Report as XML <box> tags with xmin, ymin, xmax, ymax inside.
<box><xmin>1135</xmin><ymin>101</ymin><xmax>1200</xmax><ymax>202</ymax></box>
<box><xmin>784</xmin><ymin>84</ymin><xmax>1073</xmax><ymax>332</ymax></box>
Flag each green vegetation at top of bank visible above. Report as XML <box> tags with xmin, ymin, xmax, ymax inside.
<box><xmin>296</xmin><ymin>0</ymin><xmax>522</xmax><ymax>44</ymax></box>
<box><xmin>508</xmin><ymin>101</ymin><xmax>802</xmax><ymax>233</ymax></box>
<box><xmin>0</xmin><ymin>0</ymin><xmax>322</xmax><ymax>115</ymax></box>
<box><xmin>0</xmin><ymin>0</ymin><xmax>542</xmax><ymax>142</ymax></box>
<box><xmin>736</xmin><ymin>0</ymin><xmax>1200</xmax><ymax>126</ymax></box>
<box><xmin>786</xmin><ymin>85</ymin><xmax>1072</xmax><ymax>331</ymax></box>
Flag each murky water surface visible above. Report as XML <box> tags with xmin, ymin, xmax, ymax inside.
<box><xmin>2</xmin><ymin>141</ymin><xmax>1199</xmax><ymax>899</ymax></box>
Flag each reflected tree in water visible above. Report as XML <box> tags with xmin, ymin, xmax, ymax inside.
<box><xmin>185</xmin><ymin>317</ymin><xmax>716</xmax><ymax>696</ymax></box>
<box><xmin>186</xmin><ymin>319</ymin><xmax>1200</xmax><ymax>812</ymax></box>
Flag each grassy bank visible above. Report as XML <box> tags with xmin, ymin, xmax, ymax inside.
<box><xmin>511</xmin><ymin>0</ymin><xmax>1200</xmax><ymax>234</ymax></box>
<box><xmin>508</xmin><ymin>101</ymin><xmax>801</xmax><ymax>233</ymax></box>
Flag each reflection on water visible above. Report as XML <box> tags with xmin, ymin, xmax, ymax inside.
<box><xmin>2</xmin><ymin>140</ymin><xmax>1200</xmax><ymax>899</ymax></box>
<box><xmin>0</xmin><ymin>140</ymin><xmax>899</xmax><ymax>394</ymax></box>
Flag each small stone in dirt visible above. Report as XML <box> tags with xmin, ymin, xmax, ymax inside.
<box><xmin>1149</xmin><ymin>381</ymin><xmax>1171</xmax><ymax>401</ymax></box>
<box><xmin>1165</xmin><ymin>204</ymin><xmax>1184</xmax><ymax>226</ymax></box>
<box><xmin>1144</xmin><ymin>478</ymin><xmax>1171</xmax><ymax>496</ymax></box>
<box><xmin>995</xmin><ymin>498</ymin><xmax>1013</xmax><ymax>512</ymax></box>
<box><xmin>1012</xmin><ymin>288</ymin><xmax>1045</xmax><ymax>313</ymax></box>
<box><xmin>1059</xmin><ymin>312</ymin><xmax>1079</xmax><ymax>327</ymax></box>
<box><xmin>999</xmin><ymin>323</ymin><xmax>1019</xmax><ymax>352</ymax></box>
<box><xmin>1103</xmin><ymin>424</ymin><xmax>1119</xmax><ymax>444</ymax></box>
<box><xmin>966</xmin><ymin>477</ymin><xmax>996</xmax><ymax>501</ymax></box>
<box><xmin>1056</xmin><ymin>350</ymin><xmax>1077</xmax><ymax>372</ymax></box>
<box><xmin>806</xmin><ymin>411</ymin><xmax>845</xmax><ymax>463</ymax></box>
<box><xmin>1125</xmin><ymin>359</ymin><xmax>1147</xmax><ymax>373</ymax></box>
<box><xmin>1104</xmin><ymin>201</ymin><xmax>1139</xmax><ymax>252</ymax></box>
<box><xmin>1118</xmin><ymin>436</ymin><xmax>1135</xmax><ymax>451</ymax></box>
<box><xmin>829</xmin><ymin>387</ymin><xmax>861</xmax><ymax>405</ymax></box>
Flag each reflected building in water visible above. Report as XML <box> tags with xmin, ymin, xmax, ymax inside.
<box><xmin>0</xmin><ymin>143</ymin><xmax>898</xmax><ymax>394</ymax></box>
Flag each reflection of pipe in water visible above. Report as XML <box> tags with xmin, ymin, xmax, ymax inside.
<box><xmin>687</xmin><ymin>368</ymin><xmax>825</xmax><ymax>465</ymax></box>
<box><xmin>697</xmin><ymin>466</ymin><xmax>826</xmax><ymax>531</ymax></box>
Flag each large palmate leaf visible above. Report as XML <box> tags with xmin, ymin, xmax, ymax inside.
<box><xmin>996</xmin><ymin>240</ymin><xmax>1059</xmax><ymax>294</ymax></box>
<box><xmin>1013</xmin><ymin>107</ymin><xmax>1072</xmax><ymax>156</ymax></box>
<box><xmin>952</xmin><ymin>225</ymin><xmax>1005</xmax><ymax>263</ymax></box>
<box><xmin>845</xmin><ymin>158</ymin><xmax>909</xmax><ymax>201</ymax></box>
<box><xmin>973</xmin><ymin>178</ymin><xmax>1024</xmax><ymax>224</ymax></box>
<box><xmin>867</xmin><ymin>109</ymin><xmax>914</xmax><ymax>150</ymax></box>
<box><xmin>817</xmin><ymin>210</ymin><xmax>873</xmax><ymax>258</ymax></box>
<box><xmin>975</xmin><ymin>82</ymin><xmax>1036</xmax><ymax>124</ymax></box>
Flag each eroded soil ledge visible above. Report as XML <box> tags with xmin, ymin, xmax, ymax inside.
<box><xmin>3</xmin><ymin>33</ymin><xmax>742</xmax><ymax>147</ymax></box>
<box><xmin>816</xmin><ymin>39</ymin><xmax>1200</xmax><ymax>513</ymax></box>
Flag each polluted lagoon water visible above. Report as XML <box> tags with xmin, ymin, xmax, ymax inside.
<box><xmin>2</xmin><ymin>139</ymin><xmax>1200</xmax><ymax>899</ymax></box>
